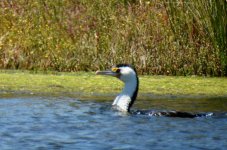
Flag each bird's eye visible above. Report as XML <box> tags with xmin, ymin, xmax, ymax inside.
<box><xmin>112</xmin><ymin>67</ymin><xmax>120</xmax><ymax>73</ymax></box>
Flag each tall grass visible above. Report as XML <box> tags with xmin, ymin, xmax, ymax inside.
<box><xmin>0</xmin><ymin>0</ymin><xmax>226</xmax><ymax>76</ymax></box>
<box><xmin>165</xmin><ymin>0</ymin><xmax>227</xmax><ymax>76</ymax></box>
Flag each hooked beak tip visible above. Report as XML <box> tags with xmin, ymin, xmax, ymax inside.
<box><xmin>95</xmin><ymin>70</ymin><xmax>100</xmax><ymax>75</ymax></box>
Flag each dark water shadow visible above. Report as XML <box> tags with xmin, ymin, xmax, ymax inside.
<box><xmin>135</xmin><ymin>95</ymin><xmax>227</xmax><ymax>113</ymax></box>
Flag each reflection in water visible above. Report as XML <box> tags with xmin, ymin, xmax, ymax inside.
<box><xmin>135</xmin><ymin>96</ymin><xmax>227</xmax><ymax>112</ymax></box>
<box><xmin>0</xmin><ymin>97</ymin><xmax>227</xmax><ymax>149</ymax></box>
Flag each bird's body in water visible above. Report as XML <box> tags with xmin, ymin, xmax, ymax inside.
<box><xmin>96</xmin><ymin>64</ymin><xmax>211</xmax><ymax>118</ymax></box>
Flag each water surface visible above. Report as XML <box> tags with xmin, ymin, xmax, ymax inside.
<box><xmin>0</xmin><ymin>97</ymin><xmax>227</xmax><ymax>150</ymax></box>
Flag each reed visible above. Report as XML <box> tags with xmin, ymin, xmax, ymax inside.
<box><xmin>164</xmin><ymin>0</ymin><xmax>227</xmax><ymax>76</ymax></box>
<box><xmin>0</xmin><ymin>0</ymin><xmax>226</xmax><ymax>76</ymax></box>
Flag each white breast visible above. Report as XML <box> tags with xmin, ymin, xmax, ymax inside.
<box><xmin>112</xmin><ymin>95</ymin><xmax>131</xmax><ymax>112</ymax></box>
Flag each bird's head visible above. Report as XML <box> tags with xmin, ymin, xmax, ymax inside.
<box><xmin>96</xmin><ymin>64</ymin><xmax>137</xmax><ymax>84</ymax></box>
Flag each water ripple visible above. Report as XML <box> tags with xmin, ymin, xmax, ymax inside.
<box><xmin>0</xmin><ymin>97</ymin><xmax>227</xmax><ymax>150</ymax></box>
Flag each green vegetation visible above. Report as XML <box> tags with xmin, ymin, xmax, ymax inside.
<box><xmin>0</xmin><ymin>0</ymin><xmax>226</xmax><ymax>76</ymax></box>
<box><xmin>165</xmin><ymin>0</ymin><xmax>227</xmax><ymax>76</ymax></box>
<box><xmin>0</xmin><ymin>71</ymin><xmax>226</xmax><ymax>99</ymax></box>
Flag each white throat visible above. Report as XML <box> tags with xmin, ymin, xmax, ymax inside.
<box><xmin>112</xmin><ymin>76</ymin><xmax>138</xmax><ymax>112</ymax></box>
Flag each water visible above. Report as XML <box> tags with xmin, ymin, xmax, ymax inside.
<box><xmin>0</xmin><ymin>96</ymin><xmax>227</xmax><ymax>150</ymax></box>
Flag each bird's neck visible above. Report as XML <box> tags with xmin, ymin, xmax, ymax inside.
<box><xmin>112</xmin><ymin>77</ymin><xmax>138</xmax><ymax>112</ymax></box>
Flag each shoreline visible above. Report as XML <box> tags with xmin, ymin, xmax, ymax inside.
<box><xmin>0</xmin><ymin>70</ymin><xmax>227</xmax><ymax>99</ymax></box>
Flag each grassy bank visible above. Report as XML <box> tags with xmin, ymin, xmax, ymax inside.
<box><xmin>0</xmin><ymin>1</ymin><xmax>226</xmax><ymax>76</ymax></box>
<box><xmin>0</xmin><ymin>70</ymin><xmax>226</xmax><ymax>99</ymax></box>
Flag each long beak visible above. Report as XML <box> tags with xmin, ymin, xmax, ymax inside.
<box><xmin>96</xmin><ymin>70</ymin><xmax>119</xmax><ymax>77</ymax></box>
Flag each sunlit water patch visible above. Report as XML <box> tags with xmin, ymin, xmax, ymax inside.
<box><xmin>0</xmin><ymin>97</ymin><xmax>227</xmax><ymax>150</ymax></box>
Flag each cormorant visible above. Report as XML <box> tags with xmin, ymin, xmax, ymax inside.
<box><xmin>96</xmin><ymin>64</ymin><xmax>210</xmax><ymax>118</ymax></box>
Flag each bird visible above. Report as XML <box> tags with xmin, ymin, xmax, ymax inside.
<box><xmin>96</xmin><ymin>64</ymin><xmax>211</xmax><ymax>118</ymax></box>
